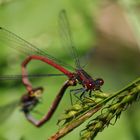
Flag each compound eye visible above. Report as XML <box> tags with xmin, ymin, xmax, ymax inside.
<box><xmin>96</xmin><ymin>78</ymin><xmax>104</xmax><ymax>86</ymax></box>
<box><xmin>99</xmin><ymin>79</ymin><xmax>104</xmax><ymax>85</ymax></box>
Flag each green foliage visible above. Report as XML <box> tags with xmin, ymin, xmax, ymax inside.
<box><xmin>0</xmin><ymin>0</ymin><xmax>140</xmax><ymax>140</ymax></box>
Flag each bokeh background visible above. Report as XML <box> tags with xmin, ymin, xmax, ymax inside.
<box><xmin>0</xmin><ymin>0</ymin><xmax>140</xmax><ymax>140</ymax></box>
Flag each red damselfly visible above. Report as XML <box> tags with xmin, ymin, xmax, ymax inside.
<box><xmin>0</xmin><ymin>10</ymin><xmax>104</xmax><ymax>127</ymax></box>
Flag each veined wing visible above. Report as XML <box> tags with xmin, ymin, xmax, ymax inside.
<box><xmin>58</xmin><ymin>10</ymin><xmax>81</xmax><ymax>69</ymax></box>
<box><xmin>0</xmin><ymin>100</ymin><xmax>19</xmax><ymax>124</ymax></box>
<box><xmin>0</xmin><ymin>27</ymin><xmax>74</xmax><ymax>71</ymax></box>
<box><xmin>0</xmin><ymin>73</ymin><xmax>65</xmax><ymax>80</ymax></box>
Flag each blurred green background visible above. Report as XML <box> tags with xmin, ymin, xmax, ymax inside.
<box><xmin>0</xmin><ymin>0</ymin><xmax>140</xmax><ymax>140</ymax></box>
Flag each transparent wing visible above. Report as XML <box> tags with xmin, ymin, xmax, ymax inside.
<box><xmin>0</xmin><ymin>27</ymin><xmax>74</xmax><ymax>71</ymax></box>
<box><xmin>0</xmin><ymin>74</ymin><xmax>65</xmax><ymax>81</ymax></box>
<box><xmin>58</xmin><ymin>10</ymin><xmax>81</xmax><ymax>69</ymax></box>
<box><xmin>0</xmin><ymin>100</ymin><xmax>19</xmax><ymax>123</ymax></box>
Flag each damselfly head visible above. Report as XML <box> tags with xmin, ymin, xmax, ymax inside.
<box><xmin>30</xmin><ymin>87</ymin><xmax>44</xmax><ymax>98</ymax></box>
<box><xmin>94</xmin><ymin>78</ymin><xmax>104</xmax><ymax>90</ymax></box>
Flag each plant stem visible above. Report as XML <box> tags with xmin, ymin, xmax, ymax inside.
<box><xmin>48</xmin><ymin>78</ymin><xmax>140</xmax><ymax>140</ymax></box>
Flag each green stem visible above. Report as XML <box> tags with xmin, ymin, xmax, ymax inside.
<box><xmin>49</xmin><ymin>78</ymin><xmax>140</xmax><ymax>140</ymax></box>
